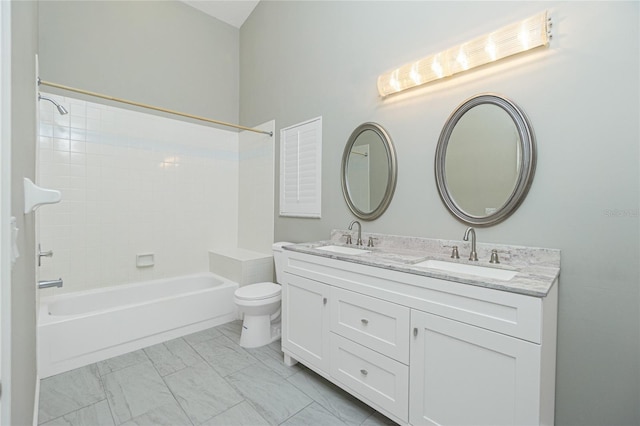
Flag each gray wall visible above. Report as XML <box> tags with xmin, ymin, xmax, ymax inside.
<box><xmin>10</xmin><ymin>1</ymin><xmax>38</xmax><ymax>424</ymax></box>
<box><xmin>38</xmin><ymin>0</ymin><xmax>239</xmax><ymax>125</ymax></box>
<box><xmin>240</xmin><ymin>2</ymin><xmax>640</xmax><ymax>425</ymax></box>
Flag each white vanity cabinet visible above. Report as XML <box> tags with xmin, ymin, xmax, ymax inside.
<box><xmin>281</xmin><ymin>250</ymin><xmax>558</xmax><ymax>426</ymax></box>
<box><xmin>281</xmin><ymin>273</ymin><xmax>331</xmax><ymax>374</ymax></box>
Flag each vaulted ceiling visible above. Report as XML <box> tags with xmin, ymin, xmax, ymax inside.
<box><xmin>180</xmin><ymin>1</ymin><xmax>260</xmax><ymax>28</ymax></box>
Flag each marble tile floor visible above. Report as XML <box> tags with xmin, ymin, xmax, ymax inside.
<box><xmin>38</xmin><ymin>320</ymin><xmax>398</xmax><ymax>426</ymax></box>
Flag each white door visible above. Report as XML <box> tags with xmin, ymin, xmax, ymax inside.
<box><xmin>0</xmin><ymin>0</ymin><xmax>12</xmax><ymax>422</ymax></box>
<box><xmin>281</xmin><ymin>273</ymin><xmax>330</xmax><ymax>373</ymax></box>
<box><xmin>409</xmin><ymin>310</ymin><xmax>542</xmax><ymax>426</ymax></box>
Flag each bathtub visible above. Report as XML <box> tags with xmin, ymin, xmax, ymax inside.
<box><xmin>38</xmin><ymin>272</ymin><xmax>238</xmax><ymax>378</ymax></box>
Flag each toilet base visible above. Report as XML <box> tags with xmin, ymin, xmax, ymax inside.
<box><xmin>239</xmin><ymin>314</ymin><xmax>281</xmax><ymax>348</ymax></box>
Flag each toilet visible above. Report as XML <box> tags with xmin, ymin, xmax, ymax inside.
<box><xmin>234</xmin><ymin>242</ymin><xmax>291</xmax><ymax>348</ymax></box>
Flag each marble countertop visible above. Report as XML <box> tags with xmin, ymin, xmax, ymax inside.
<box><xmin>284</xmin><ymin>230</ymin><xmax>560</xmax><ymax>298</ymax></box>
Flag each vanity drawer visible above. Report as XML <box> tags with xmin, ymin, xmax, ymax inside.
<box><xmin>330</xmin><ymin>287</ymin><xmax>409</xmax><ymax>363</ymax></box>
<box><xmin>330</xmin><ymin>333</ymin><xmax>408</xmax><ymax>422</ymax></box>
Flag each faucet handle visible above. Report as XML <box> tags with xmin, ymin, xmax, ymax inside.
<box><xmin>451</xmin><ymin>246</ymin><xmax>460</xmax><ymax>259</ymax></box>
<box><xmin>38</xmin><ymin>243</ymin><xmax>53</xmax><ymax>267</ymax></box>
<box><xmin>490</xmin><ymin>249</ymin><xmax>500</xmax><ymax>264</ymax></box>
<box><xmin>342</xmin><ymin>233</ymin><xmax>353</xmax><ymax>245</ymax></box>
<box><xmin>367</xmin><ymin>237</ymin><xmax>378</xmax><ymax>247</ymax></box>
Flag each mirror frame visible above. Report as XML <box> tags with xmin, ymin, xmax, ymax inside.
<box><xmin>341</xmin><ymin>122</ymin><xmax>398</xmax><ymax>221</ymax></box>
<box><xmin>435</xmin><ymin>93</ymin><xmax>536</xmax><ymax>226</ymax></box>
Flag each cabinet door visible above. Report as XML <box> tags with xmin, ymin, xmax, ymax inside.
<box><xmin>282</xmin><ymin>273</ymin><xmax>330</xmax><ymax>373</ymax></box>
<box><xmin>410</xmin><ymin>310</ymin><xmax>541</xmax><ymax>426</ymax></box>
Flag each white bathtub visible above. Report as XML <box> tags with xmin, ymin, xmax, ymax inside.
<box><xmin>38</xmin><ymin>272</ymin><xmax>238</xmax><ymax>378</ymax></box>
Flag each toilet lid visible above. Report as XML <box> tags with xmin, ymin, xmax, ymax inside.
<box><xmin>235</xmin><ymin>282</ymin><xmax>281</xmax><ymax>301</ymax></box>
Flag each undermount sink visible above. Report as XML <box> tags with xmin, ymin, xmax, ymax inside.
<box><xmin>413</xmin><ymin>259</ymin><xmax>517</xmax><ymax>281</ymax></box>
<box><xmin>316</xmin><ymin>245</ymin><xmax>371</xmax><ymax>255</ymax></box>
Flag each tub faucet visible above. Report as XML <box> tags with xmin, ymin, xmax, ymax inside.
<box><xmin>463</xmin><ymin>227</ymin><xmax>478</xmax><ymax>261</ymax></box>
<box><xmin>38</xmin><ymin>278</ymin><xmax>63</xmax><ymax>289</ymax></box>
<box><xmin>348</xmin><ymin>220</ymin><xmax>363</xmax><ymax>246</ymax></box>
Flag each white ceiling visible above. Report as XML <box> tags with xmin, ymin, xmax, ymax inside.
<box><xmin>181</xmin><ymin>0</ymin><xmax>260</xmax><ymax>28</ymax></box>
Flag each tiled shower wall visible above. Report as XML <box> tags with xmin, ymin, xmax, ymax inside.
<box><xmin>37</xmin><ymin>93</ymin><xmax>241</xmax><ymax>295</ymax></box>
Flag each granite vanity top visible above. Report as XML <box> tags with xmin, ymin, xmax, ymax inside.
<box><xmin>284</xmin><ymin>230</ymin><xmax>560</xmax><ymax>298</ymax></box>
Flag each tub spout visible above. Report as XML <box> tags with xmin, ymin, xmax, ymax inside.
<box><xmin>38</xmin><ymin>278</ymin><xmax>63</xmax><ymax>289</ymax></box>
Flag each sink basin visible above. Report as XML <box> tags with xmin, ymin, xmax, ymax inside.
<box><xmin>413</xmin><ymin>259</ymin><xmax>517</xmax><ymax>281</ymax></box>
<box><xmin>316</xmin><ymin>245</ymin><xmax>371</xmax><ymax>255</ymax></box>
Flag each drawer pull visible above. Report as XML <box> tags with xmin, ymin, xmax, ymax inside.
<box><xmin>360</xmin><ymin>369</ymin><xmax>368</xmax><ymax>376</ymax></box>
<box><xmin>413</xmin><ymin>327</ymin><xmax>418</xmax><ymax>337</ymax></box>
<box><xmin>323</xmin><ymin>297</ymin><xmax>327</xmax><ymax>305</ymax></box>
<box><xmin>361</xmin><ymin>318</ymin><xmax>369</xmax><ymax>325</ymax></box>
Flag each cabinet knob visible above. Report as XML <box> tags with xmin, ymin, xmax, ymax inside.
<box><xmin>323</xmin><ymin>297</ymin><xmax>327</xmax><ymax>305</ymax></box>
<box><xmin>360</xmin><ymin>369</ymin><xmax>368</xmax><ymax>376</ymax></box>
<box><xmin>361</xmin><ymin>318</ymin><xmax>369</xmax><ymax>325</ymax></box>
<box><xmin>413</xmin><ymin>327</ymin><xmax>418</xmax><ymax>337</ymax></box>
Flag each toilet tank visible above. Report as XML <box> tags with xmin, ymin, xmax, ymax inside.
<box><xmin>272</xmin><ymin>242</ymin><xmax>293</xmax><ymax>283</ymax></box>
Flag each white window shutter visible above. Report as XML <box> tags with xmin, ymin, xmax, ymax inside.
<box><xmin>279</xmin><ymin>117</ymin><xmax>322</xmax><ymax>218</ymax></box>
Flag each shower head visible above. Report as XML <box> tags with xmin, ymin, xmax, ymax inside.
<box><xmin>38</xmin><ymin>94</ymin><xmax>68</xmax><ymax>115</ymax></box>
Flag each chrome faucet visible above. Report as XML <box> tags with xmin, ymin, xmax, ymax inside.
<box><xmin>38</xmin><ymin>278</ymin><xmax>63</xmax><ymax>289</ymax></box>
<box><xmin>348</xmin><ymin>220</ymin><xmax>363</xmax><ymax>246</ymax></box>
<box><xmin>463</xmin><ymin>227</ymin><xmax>478</xmax><ymax>261</ymax></box>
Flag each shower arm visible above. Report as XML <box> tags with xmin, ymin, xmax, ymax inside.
<box><xmin>37</xmin><ymin>78</ymin><xmax>273</xmax><ymax>137</ymax></box>
<box><xmin>38</xmin><ymin>93</ymin><xmax>68</xmax><ymax>115</ymax></box>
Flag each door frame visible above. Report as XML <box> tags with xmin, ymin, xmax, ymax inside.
<box><xmin>0</xmin><ymin>0</ymin><xmax>13</xmax><ymax>422</ymax></box>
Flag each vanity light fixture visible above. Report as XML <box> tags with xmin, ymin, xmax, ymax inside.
<box><xmin>377</xmin><ymin>11</ymin><xmax>552</xmax><ymax>97</ymax></box>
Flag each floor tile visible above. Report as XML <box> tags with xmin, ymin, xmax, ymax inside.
<box><xmin>183</xmin><ymin>327</ymin><xmax>223</xmax><ymax>346</ymax></box>
<box><xmin>118</xmin><ymin>401</ymin><xmax>193</xmax><ymax>426</ymax></box>
<box><xmin>246</xmin><ymin>342</ymin><xmax>302</xmax><ymax>379</ymax></box>
<box><xmin>39</xmin><ymin>322</ymin><xmax>394</xmax><ymax>426</ymax></box>
<box><xmin>266</xmin><ymin>339</ymin><xmax>282</xmax><ymax>355</ymax></box>
<box><xmin>280</xmin><ymin>402</ymin><xmax>348</xmax><ymax>426</ymax></box>
<box><xmin>39</xmin><ymin>400</ymin><xmax>114</xmax><ymax>426</ymax></box>
<box><xmin>191</xmin><ymin>334</ymin><xmax>258</xmax><ymax>377</ymax></box>
<box><xmin>144</xmin><ymin>337</ymin><xmax>203</xmax><ymax>376</ymax></box>
<box><xmin>38</xmin><ymin>364</ymin><xmax>105</xmax><ymax>424</ymax></box>
<box><xmin>97</xmin><ymin>349</ymin><xmax>149</xmax><ymax>376</ymax></box>
<box><xmin>361</xmin><ymin>411</ymin><xmax>399</xmax><ymax>425</ymax></box>
<box><xmin>215</xmin><ymin>320</ymin><xmax>243</xmax><ymax>343</ymax></box>
<box><xmin>200</xmin><ymin>401</ymin><xmax>269</xmax><ymax>426</ymax></box>
<box><xmin>226</xmin><ymin>363</ymin><xmax>312</xmax><ymax>425</ymax></box>
<box><xmin>164</xmin><ymin>361</ymin><xmax>243</xmax><ymax>424</ymax></box>
<box><xmin>102</xmin><ymin>360</ymin><xmax>177</xmax><ymax>424</ymax></box>
<box><xmin>287</xmin><ymin>368</ymin><xmax>373</xmax><ymax>425</ymax></box>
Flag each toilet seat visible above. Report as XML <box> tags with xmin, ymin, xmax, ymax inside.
<box><xmin>235</xmin><ymin>282</ymin><xmax>281</xmax><ymax>301</ymax></box>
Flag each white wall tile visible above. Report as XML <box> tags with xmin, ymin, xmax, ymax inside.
<box><xmin>37</xmin><ymin>93</ymin><xmax>243</xmax><ymax>295</ymax></box>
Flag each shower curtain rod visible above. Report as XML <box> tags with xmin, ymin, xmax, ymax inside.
<box><xmin>38</xmin><ymin>79</ymin><xmax>273</xmax><ymax>137</ymax></box>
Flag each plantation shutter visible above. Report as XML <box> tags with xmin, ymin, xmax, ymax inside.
<box><xmin>279</xmin><ymin>117</ymin><xmax>322</xmax><ymax>218</ymax></box>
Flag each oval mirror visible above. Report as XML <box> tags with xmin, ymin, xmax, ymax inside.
<box><xmin>341</xmin><ymin>122</ymin><xmax>397</xmax><ymax>220</ymax></box>
<box><xmin>435</xmin><ymin>94</ymin><xmax>536</xmax><ymax>226</ymax></box>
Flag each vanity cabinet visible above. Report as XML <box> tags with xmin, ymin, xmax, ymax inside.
<box><xmin>281</xmin><ymin>274</ymin><xmax>331</xmax><ymax>373</ymax></box>
<box><xmin>281</xmin><ymin>250</ymin><xmax>558</xmax><ymax>426</ymax></box>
